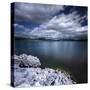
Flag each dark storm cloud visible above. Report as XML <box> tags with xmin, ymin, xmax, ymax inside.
<box><xmin>14</xmin><ymin>2</ymin><xmax>64</xmax><ymax>23</ymax></box>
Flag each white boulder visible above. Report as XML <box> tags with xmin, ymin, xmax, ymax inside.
<box><xmin>13</xmin><ymin>54</ymin><xmax>41</xmax><ymax>67</ymax></box>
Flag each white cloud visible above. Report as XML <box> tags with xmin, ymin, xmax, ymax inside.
<box><xmin>75</xmin><ymin>26</ymin><xmax>87</xmax><ymax>32</ymax></box>
<box><xmin>14</xmin><ymin>24</ymin><xmax>25</xmax><ymax>29</ymax></box>
<box><xmin>29</xmin><ymin>10</ymin><xmax>87</xmax><ymax>39</ymax></box>
<box><xmin>14</xmin><ymin>23</ymin><xmax>31</xmax><ymax>31</ymax></box>
<box><xmin>46</xmin><ymin>12</ymin><xmax>81</xmax><ymax>32</ymax></box>
<box><xmin>30</xmin><ymin>29</ymin><xmax>64</xmax><ymax>40</ymax></box>
<box><xmin>14</xmin><ymin>24</ymin><xmax>31</xmax><ymax>37</ymax></box>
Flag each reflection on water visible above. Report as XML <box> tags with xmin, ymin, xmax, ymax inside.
<box><xmin>15</xmin><ymin>40</ymin><xmax>87</xmax><ymax>83</ymax></box>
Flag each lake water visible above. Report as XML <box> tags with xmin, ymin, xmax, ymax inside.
<box><xmin>15</xmin><ymin>40</ymin><xmax>87</xmax><ymax>83</ymax></box>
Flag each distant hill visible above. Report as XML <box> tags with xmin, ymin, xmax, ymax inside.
<box><xmin>14</xmin><ymin>36</ymin><xmax>87</xmax><ymax>41</ymax></box>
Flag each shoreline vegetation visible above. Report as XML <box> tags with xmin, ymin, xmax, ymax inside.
<box><xmin>12</xmin><ymin>54</ymin><xmax>76</xmax><ymax>87</ymax></box>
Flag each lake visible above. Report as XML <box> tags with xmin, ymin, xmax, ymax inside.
<box><xmin>15</xmin><ymin>39</ymin><xmax>87</xmax><ymax>83</ymax></box>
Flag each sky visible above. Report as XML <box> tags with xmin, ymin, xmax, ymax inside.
<box><xmin>12</xmin><ymin>2</ymin><xmax>88</xmax><ymax>40</ymax></box>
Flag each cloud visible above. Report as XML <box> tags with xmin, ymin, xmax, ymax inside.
<box><xmin>45</xmin><ymin>11</ymin><xmax>87</xmax><ymax>32</ymax></box>
<box><xmin>14</xmin><ymin>3</ymin><xmax>87</xmax><ymax>40</ymax></box>
<box><xmin>14</xmin><ymin>23</ymin><xmax>29</xmax><ymax>31</ymax></box>
<box><xmin>14</xmin><ymin>23</ymin><xmax>31</xmax><ymax>37</ymax></box>
<box><xmin>30</xmin><ymin>10</ymin><xmax>87</xmax><ymax>39</ymax></box>
<box><xmin>14</xmin><ymin>2</ymin><xmax>64</xmax><ymax>23</ymax></box>
<box><xmin>14</xmin><ymin>23</ymin><xmax>25</xmax><ymax>29</ymax></box>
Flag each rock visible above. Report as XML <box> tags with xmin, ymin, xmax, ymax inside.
<box><xmin>14</xmin><ymin>67</ymin><xmax>76</xmax><ymax>87</ymax></box>
<box><xmin>13</xmin><ymin>54</ymin><xmax>41</xmax><ymax>67</ymax></box>
<box><xmin>14</xmin><ymin>68</ymin><xmax>28</xmax><ymax>87</ymax></box>
<box><xmin>12</xmin><ymin>54</ymin><xmax>76</xmax><ymax>87</ymax></box>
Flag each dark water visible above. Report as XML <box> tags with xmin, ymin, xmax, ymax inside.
<box><xmin>15</xmin><ymin>39</ymin><xmax>87</xmax><ymax>83</ymax></box>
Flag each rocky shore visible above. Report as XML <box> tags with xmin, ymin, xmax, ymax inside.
<box><xmin>12</xmin><ymin>54</ymin><xmax>76</xmax><ymax>87</ymax></box>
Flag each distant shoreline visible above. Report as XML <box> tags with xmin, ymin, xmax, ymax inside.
<box><xmin>14</xmin><ymin>37</ymin><xmax>87</xmax><ymax>41</ymax></box>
